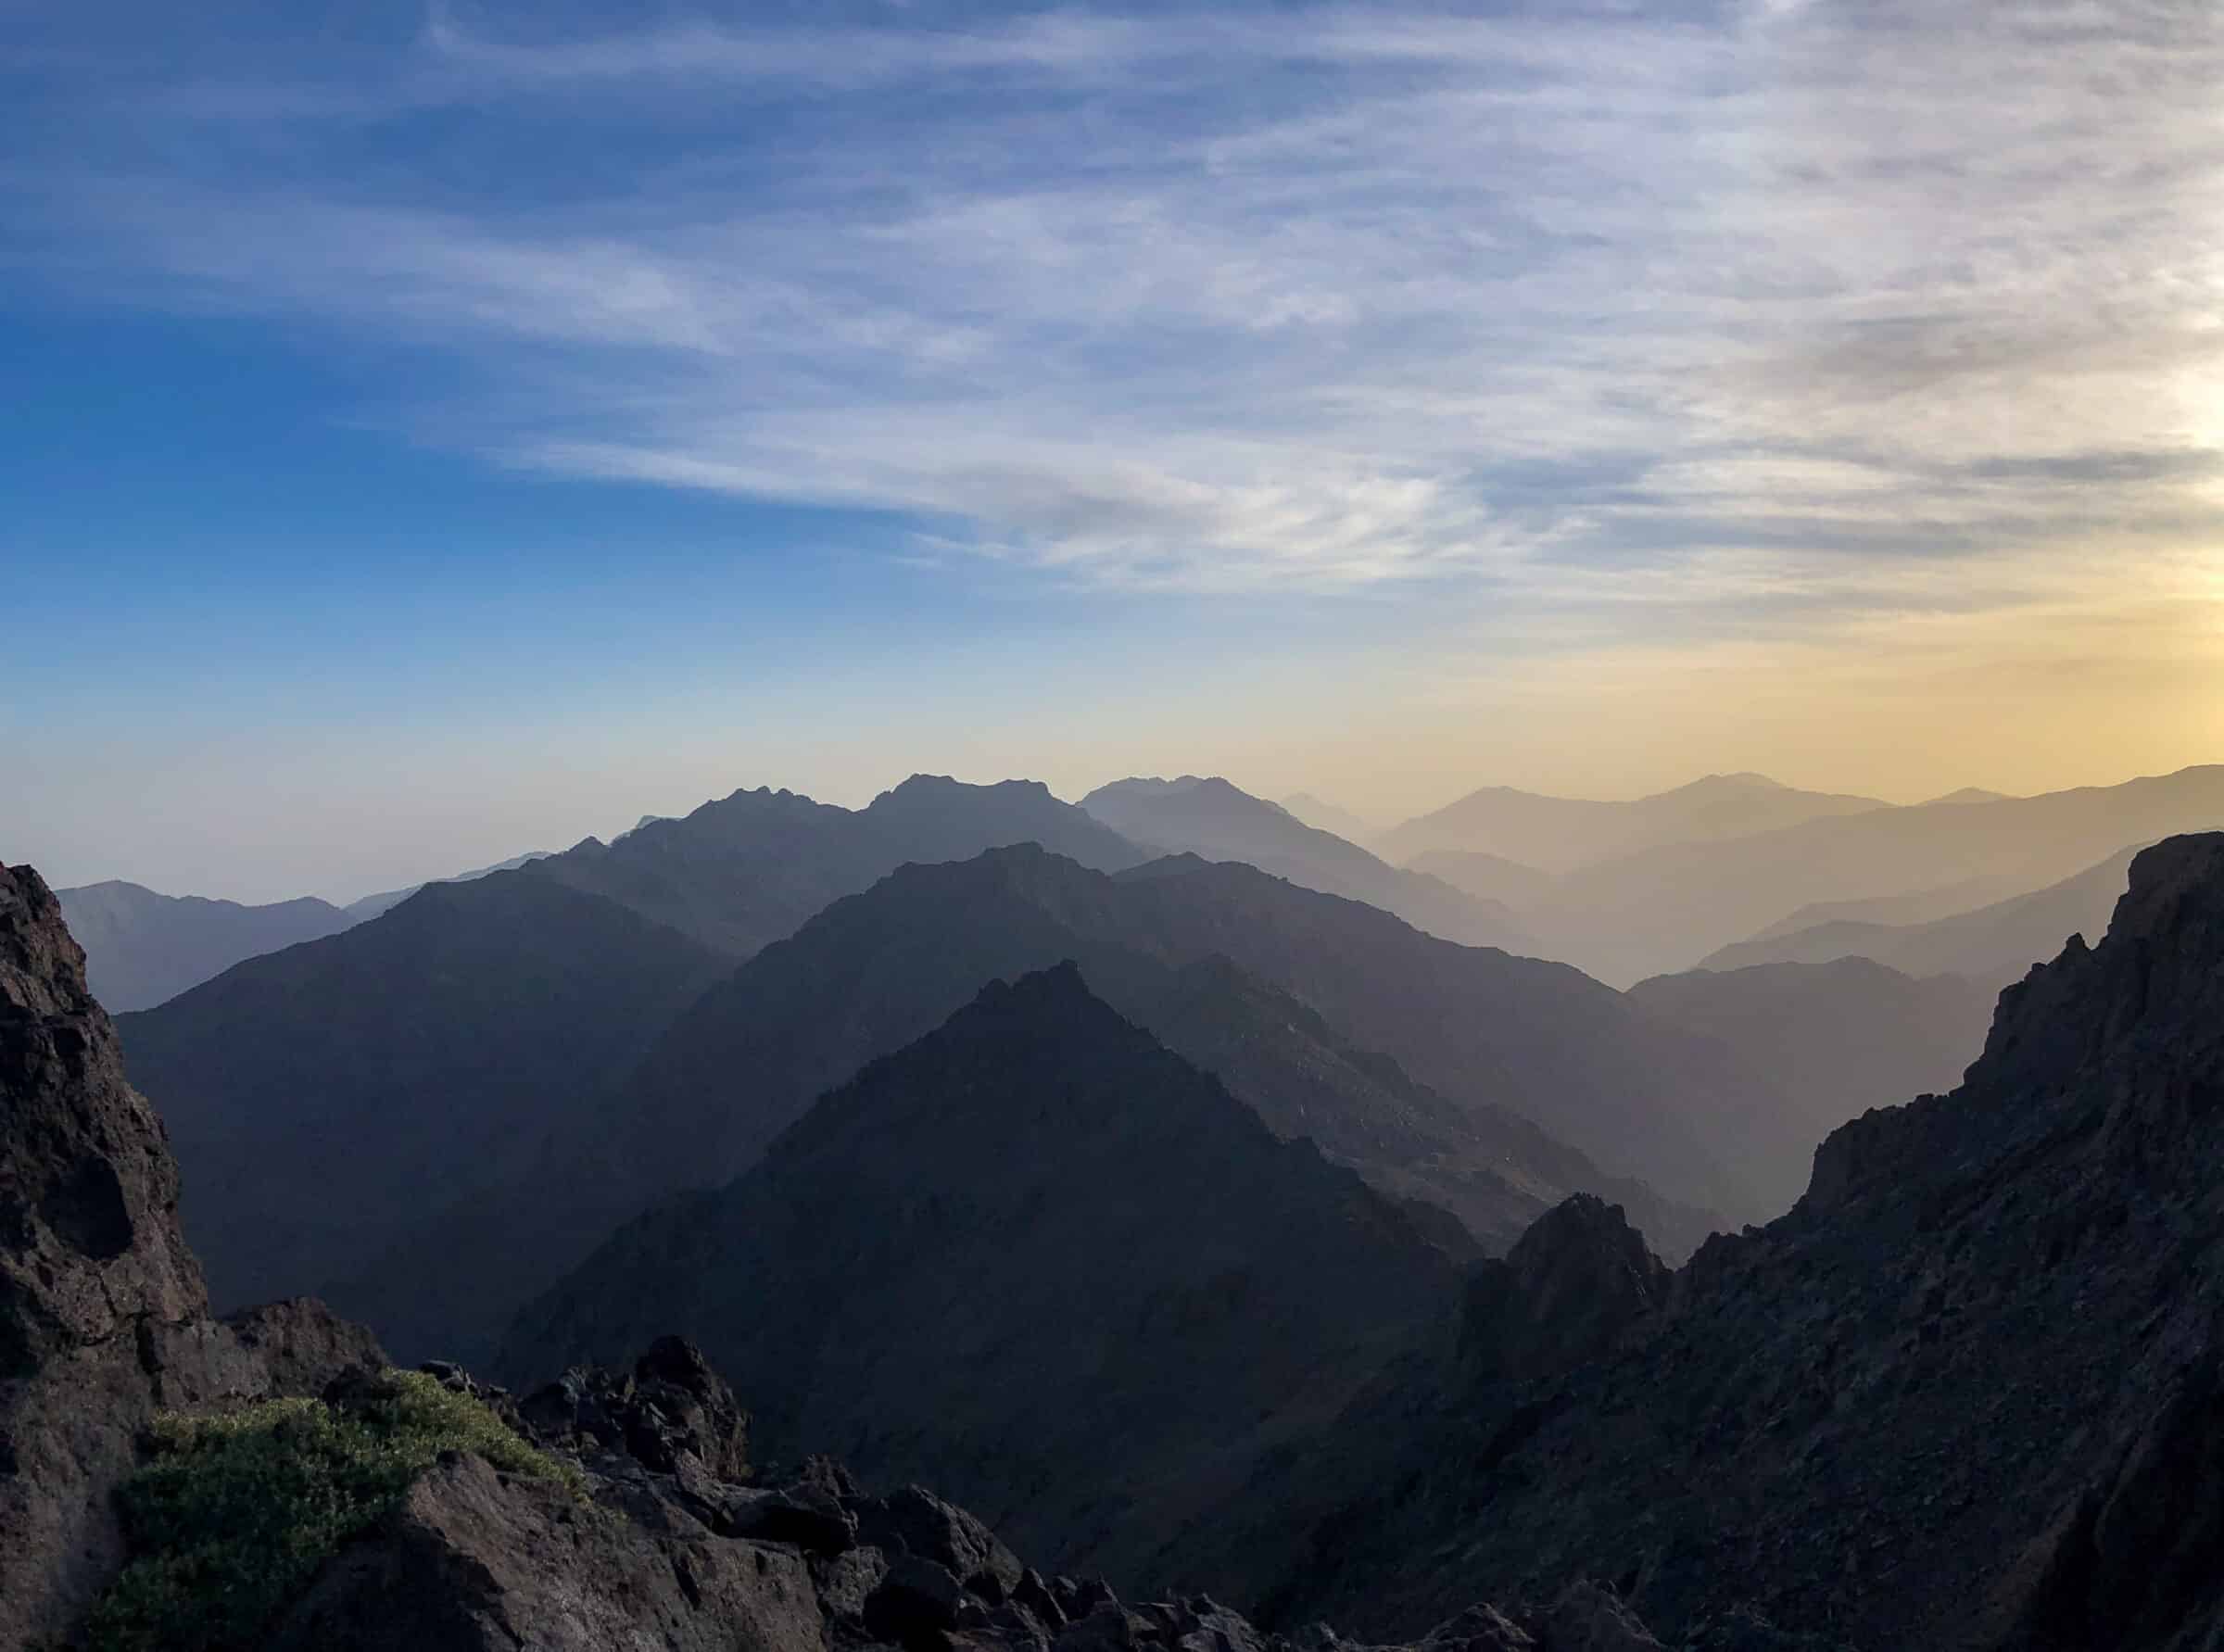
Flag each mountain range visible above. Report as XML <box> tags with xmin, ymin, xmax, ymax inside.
<box><xmin>1518</xmin><ymin>764</ymin><xmax>2224</xmax><ymax>982</ymax></box>
<box><xmin>14</xmin><ymin>818</ymin><xmax>2224</xmax><ymax>1647</ymax></box>
<box><xmin>1081</xmin><ymin>776</ymin><xmax>1536</xmax><ymax>952</ymax></box>
<box><xmin>1375</xmin><ymin>772</ymin><xmax>1889</xmax><ymax>874</ymax></box>
<box><xmin>1166</xmin><ymin>834</ymin><xmax>2224</xmax><ymax>1649</ymax></box>
<box><xmin>1700</xmin><ymin>842</ymin><xmax>2145</xmax><ymax>990</ymax></box>
<box><xmin>54</xmin><ymin>880</ymin><xmax>356</xmax><ymax>1012</ymax></box>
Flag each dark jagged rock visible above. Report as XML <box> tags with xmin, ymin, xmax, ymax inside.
<box><xmin>514</xmin><ymin>1335</ymin><xmax>750</xmax><ymax>1485</ymax></box>
<box><xmin>0</xmin><ymin>862</ymin><xmax>388</xmax><ymax>1646</ymax></box>
<box><xmin>1459</xmin><ymin>1197</ymin><xmax>1669</xmax><ymax>1384</ymax></box>
<box><xmin>1203</xmin><ymin>834</ymin><xmax>2224</xmax><ymax>1651</ymax></box>
<box><xmin>249</xmin><ymin>1332</ymin><xmax>1699</xmax><ymax>1652</ymax></box>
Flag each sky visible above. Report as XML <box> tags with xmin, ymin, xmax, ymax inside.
<box><xmin>6</xmin><ymin>0</ymin><xmax>2224</xmax><ymax>901</ymax></box>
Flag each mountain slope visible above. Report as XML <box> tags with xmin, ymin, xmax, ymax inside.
<box><xmin>1535</xmin><ymin>765</ymin><xmax>2224</xmax><ymax>984</ymax></box>
<box><xmin>590</xmin><ymin>844</ymin><xmax>1766</xmax><ymax>1235</ymax></box>
<box><xmin>117</xmin><ymin>872</ymin><xmax>730</xmax><ymax>1354</ymax></box>
<box><xmin>1082</xmin><ymin>776</ymin><xmax>1535</xmax><ymax>952</ymax></box>
<box><xmin>1625</xmin><ymin>957</ymin><xmax>1995</xmax><ymax>1208</ymax></box>
<box><xmin>1202</xmin><ymin>832</ymin><xmax>2224</xmax><ymax>1651</ymax></box>
<box><xmin>539</xmin><ymin>774</ymin><xmax>1144</xmax><ymax>958</ymax></box>
<box><xmin>342</xmin><ymin>851</ymin><xmax>551</xmax><ymax>921</ymax></box>
<box><xmin>500</xmin><ymin>964</ymin><xmax>1466</xmax><ymax>1583</ymax></box>
<box><xmin>1378</xmin><ymin>772</ymin><xmax>1888</xmax><ymax>874</ymax></box>
<box><xmin>1701</xmin><ymin>842</ymin><xmax>2147</xmax><ymax>990</ymax></box>
<box><xmin>55</xmin><ymin>880</ymin><xmax>355</xmax><ymax>1011</ymax></box>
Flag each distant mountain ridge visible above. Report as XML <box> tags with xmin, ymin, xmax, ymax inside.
<box><xmin>1700</xmin><ymin>842</ymin><xmax>2147</xmax><ymax>989</ymax></box>
<box><xmin>54</xmin><ymin>881</ymin><xmax>355</xmax><ymax>1012</ymax></box>
<box><xmin>1377</xmin><ymin>772</ymin><xmax>1889</xmax><ymax>874</ymax></box>
<box><xmin>581</xmin><ymin>842</ymin><xmax>1766</xmax><ymax>1239</ymax></box>
<box><xmin>537</xmin><ymin>774</ymin><xmax>1144</xmax><ymax>957</ymax></box>
<box><xmin>1081</xmin><ymin>776</ymin><xmax>1536</xmax><ymax>952</ymax></box>
<box><xmin>1535</xmin><ymin>768</ymin><xmax>2224</xmax><ymax>982</ymax></box>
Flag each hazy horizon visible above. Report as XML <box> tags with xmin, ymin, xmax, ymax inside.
<box><xmin>8</xmin><ymin>1</ymin><xmax>2224</xmax><ymax>901</ymax></box>
<box><xmin>17</xmin><ymin>754</ymin><xmax>2222</xmax><ymax>907</ymax></box>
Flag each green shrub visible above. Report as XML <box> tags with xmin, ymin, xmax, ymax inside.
<box><xmin>85</xmin><ymin>1371</ymin><xmax>584</xmax><ymax>1652</ymax></box>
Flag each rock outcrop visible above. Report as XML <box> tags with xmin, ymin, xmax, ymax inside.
<box><xmin>1208</xmin><ymin>834</ymin><xmax>2224</xmax><ymax>1651</ymax></box>
<box><xmin>266</xmin><ymin>1336</ymin><xmax>1802</xmax><ymax>1652</ymax></box>
<box><xmin>0</xmin><ymin>862</ymin><xmax>386</xmax><ymax>1647</ymax></box>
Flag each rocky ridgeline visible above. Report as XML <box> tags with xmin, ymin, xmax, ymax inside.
<box><xmin>277</xmin><ymin>1336</ymin><xmax>1791</xmax><ymax>1652</ymax></box>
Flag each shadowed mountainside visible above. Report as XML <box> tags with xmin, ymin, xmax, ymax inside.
<box><xmin>575</xmin><ymin>843</ymin><xmax>1759</xmax><ymax>1251</ymax></box>
<box><xmin>117</xmin><ymin>874</ymin><xmax>732</xmax><ymax>1334</ymax></box>
<box><xmin>500</xmin><ymin>963</ymin><xmax>1469</xmax><ymax>1583</ymax></box>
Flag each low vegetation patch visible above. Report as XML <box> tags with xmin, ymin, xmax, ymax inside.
<box><xmin>85</xmin><ymin>1370</ymin><xmax>583</xmax><ymax>1652</ymax></box>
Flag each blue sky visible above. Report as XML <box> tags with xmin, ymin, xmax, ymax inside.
<box><xmin>6</xmin><ymin>1</ymin><xmax>2223</xmax><ymax>900</ymax></box>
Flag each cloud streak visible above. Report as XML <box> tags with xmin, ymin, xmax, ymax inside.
<box><xmin>11</xmin><ymin>0</ymin><xmax>2224</xmax><ymax>610</ymax></box>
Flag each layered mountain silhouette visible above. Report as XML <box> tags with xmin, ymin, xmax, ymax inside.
<box><xmin>55</xmin><ymin>880</ymin><xmax>356</xmax><ymax>1011</ymax></box>
<box><xmin>500</xmin><ymin>963</ymin><xmax>1468</xmax><ymax>1582</ymax></box>
<box><xmin>537</xmin><ymin>774</ymin><xmax>1143</xmax><ymax>957</ymax></box>
<box><xmin>1186</xmin><ymin>834</ymin><xmax>2224</xmax><ymax>1650</ymax></box>
<box><xmin>1701</xmin><ymin>842</ymin><xmax>2146</xmax><ymax>990</ymax></box>
<box><xmin>3</xmin><ymin>860</ymin><xmax>1754</xmax><ymax>1649</ymax></box>
<box><xmin>1737</xmin><ymin>871</ymin><xmax>2032</xmax><ymax>941</ymax></box>
<box><xmin>116</xmin><ymin>778</ymin><xmax>1140</xmax><ymax>1362</ymax></box>
<box><xmin>1081</xmin><ymin>776</ymin><xmax>1536</xmax><ymax>952</ymax></box>
<box><xmin>1625</xmin><ymin>956</ymin><xmax>1994</xmax><ymax>1208</ymax></box>
<box><xmin>1377</xmin><ymin>772</ymin><xmax>1888</xmax><ymax>874</ymax></box>
<box><xmin>575</xmin><ymin>843</ymin><xmax>1760</xmax><ymax>1245</ymax></box>
<box><xmin>1527</xmin><ymin>764</ymin><xmax>2224</xmax><ymax>982</ymax></box>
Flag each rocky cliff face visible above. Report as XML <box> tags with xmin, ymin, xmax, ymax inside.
<box><xmin>0</xmin><ymin>863</ymin><xmax>379</xmax><ymax>1646</ymax></box>
<box><xmin>1209</xmin><ymin>833</ymin><xmax>2224</xmax><ymax>1651</ymax></box>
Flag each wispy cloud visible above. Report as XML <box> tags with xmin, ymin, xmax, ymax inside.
<box><xmin>11</xmin><ymin>0</ymin><xmax>2224</xmax><ymax>609</ymax></box>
